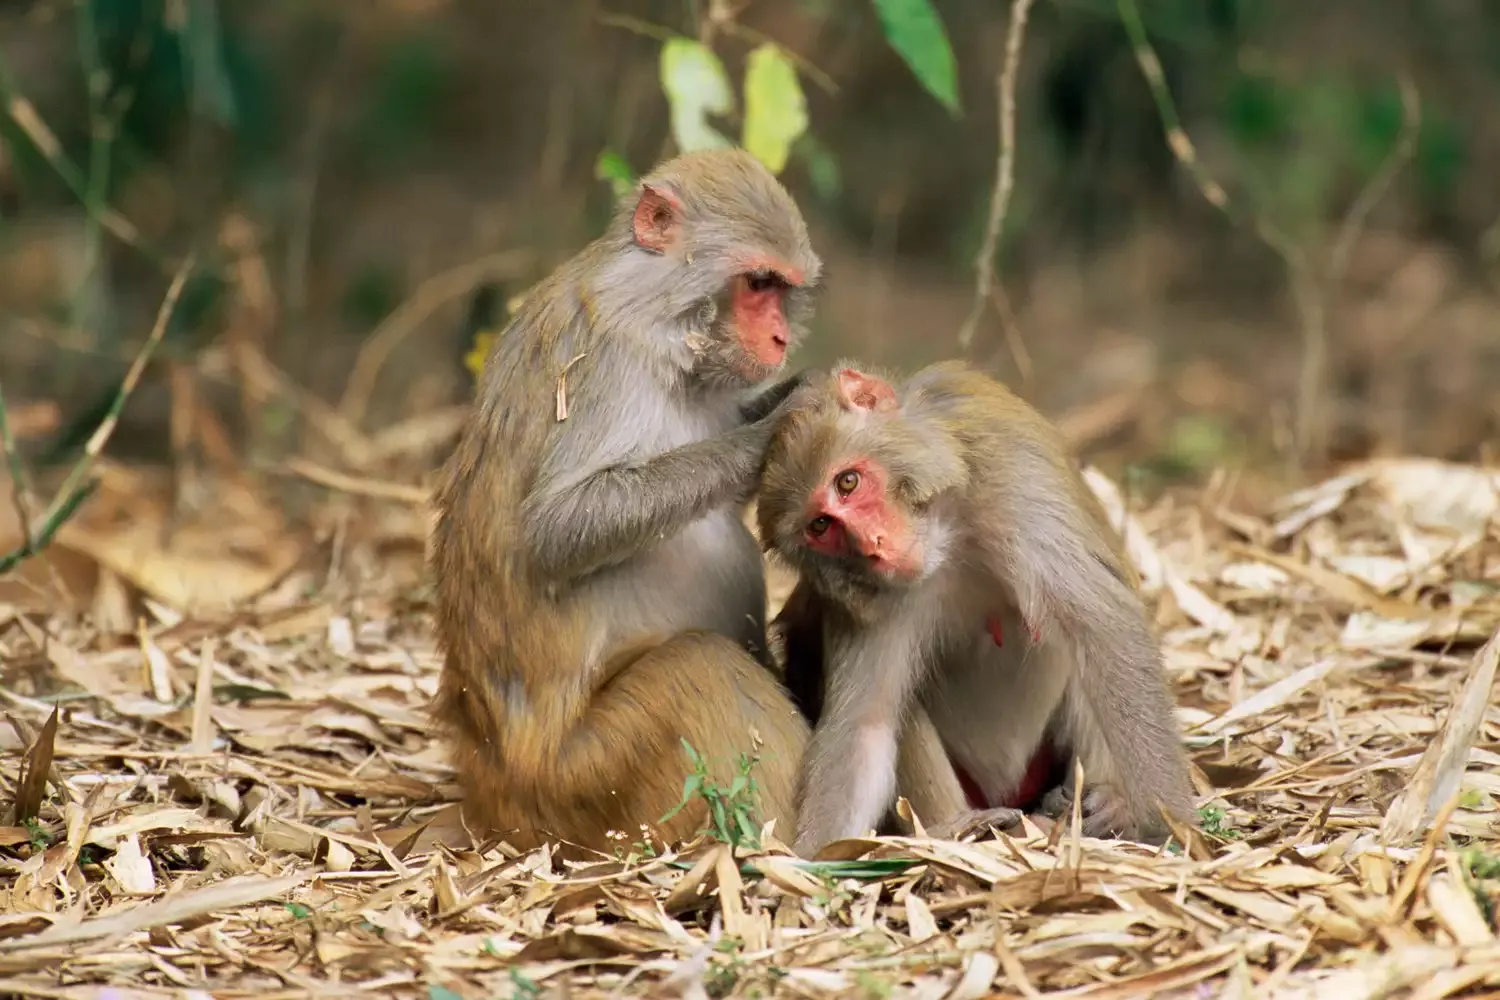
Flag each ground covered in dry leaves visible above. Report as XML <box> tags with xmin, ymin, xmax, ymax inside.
<box><xmin>2</xmin><ymin>456</ymin><xmax>1500</xmax><ymax>1000</ymax></box>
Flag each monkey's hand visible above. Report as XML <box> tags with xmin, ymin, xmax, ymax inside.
<box><xmin>923</xmin><ymin>806</ymin><xmax>1023</xmax><ymax>842</ymax></box>
<box><xmin>739</xmin><ymin>368</ymin><xmax>814</xmax><ymax>424</ymax></box>
<box><xmin>1040</xmin><ymin>782</ymin><xmax>1168</xmax><ymax>843</ymax></box>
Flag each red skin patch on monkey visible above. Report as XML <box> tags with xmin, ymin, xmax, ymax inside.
<box><xmin>954</xmin><ymin>615</ymin><xmax>1056</xmax><ymax>810</ymax></box>
<box><xmin>985</xmin><ymin>616</ymin><xmax>1043</xmax><ymax>648</ymax></box>
<box><xmin>803</xmin><ymin>458</ymin><xmax>923</xmax><ymax>579</ymax></box>
<box><xmin>952</xmin><ymin>746</ymin><xmax>1058</xmax><ymax>811</ymax></box>
<box><xmin>731</xmin><ymin>275</ymin><xmax>790</xmax><ymax>366</ymax></box>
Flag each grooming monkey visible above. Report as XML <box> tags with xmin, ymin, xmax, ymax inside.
<box><xmin>759</xmin><ymin>361</ymin><xmax>1197</xmax><ymax>856</ymax></box>
<box><xmin>429</xmin><ymin>149</ymin><xmax>821</xmax><ymax>853</ymax></box>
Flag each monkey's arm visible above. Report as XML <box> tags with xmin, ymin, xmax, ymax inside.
<box><xmin>739</xmin><ymin>369</ymin><xmax>812</xmax><ymax>423</ymax></box>
<box><xmin>994</xmin><ymin>502</ymin><xmax>1196</xmax><ymax>834</ymax></box>
<box><xmin>793</xmin><ymin>616</ymin><xmax>929</xmax><ymax>857</ymax></box>
<box><xmin>523</xmin><ymin>414</ymin><xmax>785</xmax><ymax>583</ymax></box>
<box><xmin>772</xmin><ymin>579</ymin><xmax>826</xmax><ymax>721</ymax></box>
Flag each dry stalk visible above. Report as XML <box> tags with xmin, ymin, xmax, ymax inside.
<box><xmin>1116</xmin><ymin>0</ymin><xmax>1421</xmax><ymax>469</ymax></box>
<box><xmin>0</xmin><ymin>257</ymin><xmax>196</xmax><ymax>576</ymax></box>
<box><xmin>956</xmin><ymin>0</ymin><xmax>1037</xmax><ymax>354</ymax></box>
<box><xmin>338</xmin><ymin>250</ymin><xmax>534</xmax><ymax>431</ymax></box>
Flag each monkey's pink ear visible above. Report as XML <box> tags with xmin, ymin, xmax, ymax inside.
<box><xmin>632</xmin><ymin>184</ymin><xmax>683</xmax><ymax>253</ymax></box>
<box><xmin>835</xmin><ymin>368</ymin><xmax>897</xmax><ymax>412</ymax></box>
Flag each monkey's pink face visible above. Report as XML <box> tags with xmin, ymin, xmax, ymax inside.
<box><xmin>728</xmin><ymin>253</ymin><xmax>804</xmax><ymax>377</ymax></box>
<box><xmin>801</xmin><ymin>457</ymin><xmax>924</xmax><ymax>581</ymax></box>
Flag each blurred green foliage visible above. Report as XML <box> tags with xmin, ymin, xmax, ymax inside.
<box><xmin>0</xmin><ymin>0</ymin><xmax>1492</xmax><ymax>474</ymax></box>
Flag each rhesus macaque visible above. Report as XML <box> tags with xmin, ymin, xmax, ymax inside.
<box><xmin>429</xmin><ymin>149</ymin><xmax>822</xmax><ymax>854</ymax></box>
<box><xmin>774</xmin><ymin>581</ymin><xmax>1048</xmax><ymax>841</ymax></box>
<box><xmin>759</xmin><ymin>361</ymin><xmax>1196</xmax><ymax>856</ymax></box>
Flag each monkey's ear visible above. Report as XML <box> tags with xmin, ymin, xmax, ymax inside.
<box><xmin>835</xmin><ymin>368</ymin><xmax>897</xmax><ymax>413</ymax></box>
<box><xmin>632</xmin><ymin>184</ymin><xmax>683</xmax><ymax>253</ymax></box>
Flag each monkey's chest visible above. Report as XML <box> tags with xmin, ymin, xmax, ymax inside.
<box><xmin>924</xmin><ymin>609</ymin><xmax>1064</xmax><ymax>802</ymax></box>
<box><xmin>580</xmin><ymin>509</ymin><xmax>765</xmax><ymax>654</ymax></box>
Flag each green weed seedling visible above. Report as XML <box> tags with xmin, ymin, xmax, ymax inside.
<box><xmin>1198</xmin><ymin>805</ymin><xmax>1244</xmax><ymax>841</ymax></box>
<box><xmin>660</xmin><ymin>738</ymin><xmax>767</xmax><ymax>851</ymax></box>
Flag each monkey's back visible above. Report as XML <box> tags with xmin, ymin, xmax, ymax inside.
<box><xmin>904</xmin><ymin>361</ymin><xmax>1138</xmax><ymax>591</ymax></box>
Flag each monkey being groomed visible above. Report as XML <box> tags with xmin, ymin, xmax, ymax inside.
<box><xmin>429</xmin><ymin>149</ymin><xmax>823</xmax><ymax>854</ymax></box>
<box><xmin>761</xmin><ymin>360</ymin><xmax>1198</xmax><ymax>858</ymax></box>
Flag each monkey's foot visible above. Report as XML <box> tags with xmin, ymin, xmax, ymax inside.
<box><xmin>925</xmin><ymin>806</ymin><xmax>1023</xmax><ymax>841</ymax></box>
<box><xmin>1040</xmin><ymin>783</ymin><xmax>1137</xmax><ymax>839</ymax></box>
<box><xmin>1039</xmin><ymin>784</ymin><xmax>1176</xmax><ymax>843</ymax></box>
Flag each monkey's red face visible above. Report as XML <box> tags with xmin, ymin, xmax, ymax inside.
<box><xmin>731</xmin><ymin>268</ymin><xmax>793</xmax><ymax>368</ymax></box>
<box><xmin>802</xmin><ymin>458</ymin><xmax>924</xmax><ymax>581</ymax></box>
<box><xmin>726</xmin><ymin>253</ymin><xmax>804</xmax><ymax>379</ymax></box>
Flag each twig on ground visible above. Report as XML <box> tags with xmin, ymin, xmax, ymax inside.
<box><xmin>0</xmin><ymin>258</ymin><xmax>196</xmax><ymax>576</ymax></box>
<box><xmin>338</xmin><ymin>250</ymin><xmax>534</xmax><ymax>431</ymax></box>
<box><xmin>280</xmin><ymin>458</ymin><xmax>430</xmax><ymax>507</ymax></box>
<box><xmin>956</xmin><ymin>0</ymin><xmax>1037</xmax><ymax>354</ymax></box>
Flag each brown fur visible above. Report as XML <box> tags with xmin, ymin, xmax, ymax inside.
<box><xmin>429</xmin><ymin>149</ymin><xmax>819</xmax><ymax>854</ymax></box>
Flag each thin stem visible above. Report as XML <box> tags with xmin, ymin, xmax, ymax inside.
<box><xmin>956</xmin><ymin>0</ymin><xmax>1037</xmax><ymax>352</ymax></box>
<box><xmin>0</xmin><ymin>258</ymin><xmax>196</xmax><ymax>576</ymax></box>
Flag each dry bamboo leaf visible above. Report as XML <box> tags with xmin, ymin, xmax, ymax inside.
<box><xmin>12</xmin><ymin>706</ymin><xmax>58</xmax><ymax>823</ymax></box>
<box><xmin>1424</xmin><ymin>873</ymin><xmax>1492</xmax><ymax>945</ymax></box>
<box><xmin>1381</xmin><ymin>625</ymin><xmax>1500</xmax><ymax>844</ymax></box>
<box><xmin>0</xmin><ymin>872</ymin><xmax>305</xmax><ymax>951</ymax></box>
<box><xmin>945</xmin><ymin>951</ymin><xmax>999</xmax><ymax>1000</ymax></box>
<box><xmin>1196</xmin><ymin>658</ymin><xmax>1345</xmax><ymax>735</ymax></box>
<box><xmin>102</xmin><ymin>833</ymin><xmax>157</xmax><ymax>896</ymax></box>
<box><xmin>903</xmin><ymin>890</ymin><xmax>938</xmax><ymax>943</ymax></box>
<box><xmin>189</xmin><ymin>637</ymin><xmax>215</xmax><ymax>754</ymax></box>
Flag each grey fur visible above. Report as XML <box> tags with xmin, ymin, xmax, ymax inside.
<box><xmin>759</xmin><ymin>360</ymin><xmax>1197</xmax><ymax>856</ymax></box>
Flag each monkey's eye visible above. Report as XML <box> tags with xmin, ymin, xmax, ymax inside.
<box><xmin>746</xmin><ymin>269</ymin><xmax>781</xmax><ymax>293</ymax></box>
<box><xmin>807</xmin><ymin>515</ymin><xmax>834</xmax><ymax>537</ymax></box>
<box><xmin>834</xmin><ymin>469</ymin><xmax>860</xmax><ymax>496</ymax></box>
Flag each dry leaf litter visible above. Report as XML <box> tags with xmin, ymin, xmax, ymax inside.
<box><xmin>1</xmin><ymin>456</ymin><xmax>1499</xmax><ymax>999</ymax></box>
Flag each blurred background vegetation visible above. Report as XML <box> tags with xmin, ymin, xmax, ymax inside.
<box><xmin>1</xmin><ymin>0</ymin><xmax>1498</xmax><ymax>518</ymax></box>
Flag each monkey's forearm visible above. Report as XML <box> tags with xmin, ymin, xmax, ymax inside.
<box><xmin>795</xmin><ymin>717</ymin><xmax>900</xmax><ymax>856</ymax></box>
<box><xmin>794</xmin><ymin>631</ymin><xmax>925</xmax><ymax>856</ymax></box>
<box><xmin>524</xmin><ymin>423</ymin><xmax>773</xmax><ymax>582</ymax></box>
<box><xmin>739</xmin><ymin>369</ymin><xmax>811</xmax><ymax>423</ymax></box>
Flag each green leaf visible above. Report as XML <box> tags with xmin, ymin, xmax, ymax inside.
<box><xmin>870</xmin><ymin>0</ymin><xmax>960</xmax><ymax>115</ymax></box>
<box><xmin>428</xmin><ymin>987</ymin><xmax>464</xmax><ymax>1000</ymax></box>
<box><xmin>741</xmin><ymin>43</ymin><xmax>808</xmax><ymax>174</ymax></box>
<box><xmin>660</xmin><ymin>37</ymin><xmax>735</xmax><ymax>153</ymax></box>
<box><xmin>595</xmin><ymin>149</ymin><xmax>637</xmax><ymax>200</ymax></box>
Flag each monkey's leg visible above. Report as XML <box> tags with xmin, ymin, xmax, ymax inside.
<box><xmin>541</xmin><ymin>631</ymin><xmax>811</xmax><ymax>853</ymax></box>
<box><xmin>1042</xmin><ymin>674</ymin><xmax>1186</xmax><ymax>844</ymax></box>
<box><xmin>890</xmin><ymin>708</ymin><xmax>1022</xmax><ymax>839</ymax></box>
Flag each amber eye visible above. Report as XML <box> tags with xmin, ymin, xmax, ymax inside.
<box><xmin>834</xmin><ymin>469</ymin><xmax>860</xmax><ymax>496</ymax></box>
<box><xmin>807</xmin><ymin>515</ymin><xmax>834</xmax><ymax>537</ymax></box>
<box><xmin>746</xmin><ymin>269</ymin><xmax>780</xmax><ymax>293</ymax></box>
